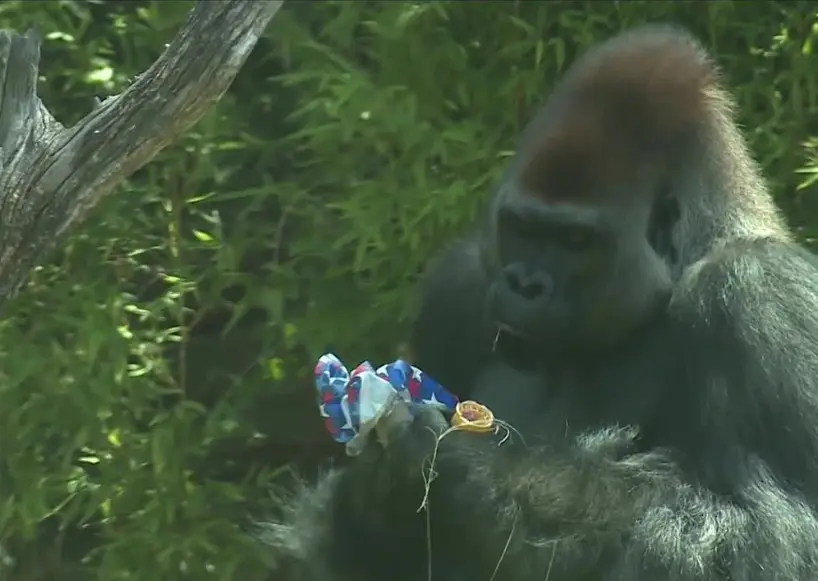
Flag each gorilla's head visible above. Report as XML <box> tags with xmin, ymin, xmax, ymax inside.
<box><xmin>480</xmin><ymin>26</ymin><xmax>721</xmax><ymax>359</ymax></box>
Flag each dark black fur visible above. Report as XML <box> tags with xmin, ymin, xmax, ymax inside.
<box><xmin>262</xmin><ymin>25</ymin><xmax>818</xmax><ymax>580</ymax></box>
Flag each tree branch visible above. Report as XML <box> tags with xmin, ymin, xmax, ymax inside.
<box><xmin>0</xmin><ymin>0</ymin><xmax>283</xmax><ymax>306</ymax></box>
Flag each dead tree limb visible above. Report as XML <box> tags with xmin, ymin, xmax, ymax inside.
<box><xmin>0</xmin><ymin>0</ymin><xmax>284</xmax><ymax>307</ymax></box>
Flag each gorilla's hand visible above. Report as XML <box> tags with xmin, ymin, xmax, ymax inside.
<box><xmin>335</xmin><ymin>404</ymin><xmax>459</xmax><ymax>523</ymax></box>
<box><xmin>325</xmin><ymin>405</ymin><xmax>486</xmax><ymax>580</ymax></box>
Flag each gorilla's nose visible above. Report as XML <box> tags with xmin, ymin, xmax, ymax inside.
<box><xmin>503</xmin><ymin>263</ymin><xmax>552</xmax><ymax>301</ymax></box>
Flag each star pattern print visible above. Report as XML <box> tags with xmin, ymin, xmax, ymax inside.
<box><xmin>313</xmin><ymin>353</ymin><xmax>459</xmax><ymax>444</ymax></box>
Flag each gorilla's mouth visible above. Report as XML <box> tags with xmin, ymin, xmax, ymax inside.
<box><xmin>496</xmin><ymin>322</ymin><xmax>528</xmax><ymax>340</ymax></box>
<box><xmin>493</xmin><ymin>322</ymin><xmax>542</xmax><ymax>372</ymax></box>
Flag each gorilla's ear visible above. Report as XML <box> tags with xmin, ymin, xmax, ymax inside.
<box><xmin>647</xmin><ymin>185</ymin><xmax>680</xmax><ymax>263</ymax></box>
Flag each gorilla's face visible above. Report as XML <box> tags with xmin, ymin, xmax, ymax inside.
<box><xmin>483</xmin><ymin>181</ymin><xmax>675</xmax><ymax>362</ymax></box>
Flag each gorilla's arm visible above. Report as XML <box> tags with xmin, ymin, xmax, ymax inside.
<box><xmin>420</xmin><ymin>238</ymin><xmax>818</xmax><ymax>581</ymax></box>
<box><xmin>410</xmin><ymin>237</ymin><xmax>495</xmax><ymax>398</ymax></box>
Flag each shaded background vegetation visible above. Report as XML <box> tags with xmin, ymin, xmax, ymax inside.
<box><xmin>0</xmin><ymin>1</ymin><xmax>817</xmax><ymax>579</ymax></box>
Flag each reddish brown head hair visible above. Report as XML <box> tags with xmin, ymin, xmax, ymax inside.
<box><xmin>518</xmin><ymin>25</ymin><xmax>719</xmax><ymax>203</ymax></box>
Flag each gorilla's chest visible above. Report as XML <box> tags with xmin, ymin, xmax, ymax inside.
<box><xmin>468</xmin><ymin>353</ymin><xmax>673</xmax><ymax>447</ymax></box>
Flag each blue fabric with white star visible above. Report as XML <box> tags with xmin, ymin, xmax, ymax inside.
<box><xmin>314</xmin><ymin>353</ymin><xmax>459</xmax><ymax>444</ymax></box>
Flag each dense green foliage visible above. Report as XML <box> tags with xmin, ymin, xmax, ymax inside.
<box><xmin>1</xmin><ymin>2</ymin><xmax>818</xmax><ymax>579</ymax></box>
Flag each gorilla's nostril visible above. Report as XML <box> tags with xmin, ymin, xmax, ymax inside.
<box><xmin>503</xmin><ymin>264</ymin><xmax>550</xmax><ymax>300</ymax></box>
<box><xmin>515</xmin><ymin>277</ymin><xmax>546</xmax><ymax>300</ymax></box>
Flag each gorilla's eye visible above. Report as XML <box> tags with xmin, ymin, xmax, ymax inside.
<box><xmin>517</xmin><ymin>219</ymin><xmax>541</xmax><ymax>242</ymax></box>
<box><xmin>648</xmin><ymin>192</ymin><xmax>680</xmax><ymax>261</ymax></box>
<box><xmin>562</xmin><ymin>227</ymin><xmax>594</xmax><ymax>250</ymax></box>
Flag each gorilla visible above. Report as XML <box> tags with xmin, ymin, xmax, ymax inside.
<box><xmin>261</xmin><ymin>24</ymin><xmax>818</xmax><ymax>581</ymax></box>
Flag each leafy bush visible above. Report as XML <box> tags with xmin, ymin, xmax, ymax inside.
<box><xmin>0</xmin><ymin>2</ymin><xmax>817</xmax><ymax>579</ymax></box>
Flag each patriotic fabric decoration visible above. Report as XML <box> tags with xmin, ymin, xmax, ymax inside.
<box><xmin>314</xmin><ymin>353</ymin><xmax>459</xmax><ymax>456</ymax></box>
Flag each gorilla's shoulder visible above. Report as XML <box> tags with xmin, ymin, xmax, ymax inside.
<box><xmin>672</xmin><ymin>237</ymin><xmax>818</xmax><ymax>303</ymax></box>
<box><xmin>669</xmin><ymin>237</ymin><xmax>818</xmax><ymax>358</ymax></box>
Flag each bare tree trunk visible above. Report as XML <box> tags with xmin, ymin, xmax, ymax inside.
<box><xmin>0</xmin><ymin>0</ymin><xmax>284</xmax><ymax>307</ymax></box>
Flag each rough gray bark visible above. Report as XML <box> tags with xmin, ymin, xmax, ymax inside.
<box><xmin>0</xmin><ymin>0</ymin><xmax>283</xmax><ymax>307</ymax></box>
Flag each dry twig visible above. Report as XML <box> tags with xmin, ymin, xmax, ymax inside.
<box><xmin>0</xmin><ymin>0</ymin><xmax>283</xmax><ymax>306</ymax></box>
